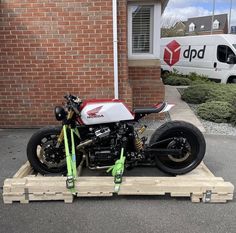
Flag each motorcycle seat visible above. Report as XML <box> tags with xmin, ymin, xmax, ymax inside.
<box><xmin>133</xmin><ymin>102</ymin><xmax>166</xmax><ymax>115</ymax></box>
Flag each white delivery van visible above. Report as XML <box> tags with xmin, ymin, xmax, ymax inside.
<box><xmin>160</xmin><ymin>34</ymin><xmax>236</xmax><ymax>83</ymax></box>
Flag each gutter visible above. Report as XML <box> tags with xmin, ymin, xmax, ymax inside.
<box><xmin>112</xmin><ymin>0</ymin><xmax>119</xmax><ymax>99</ymax></box>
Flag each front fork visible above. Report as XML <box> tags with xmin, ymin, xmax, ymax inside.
<box><xmin>56</xmin><ymin>130</ymin><xmax>64</xmax><ymax>148</ymax></box>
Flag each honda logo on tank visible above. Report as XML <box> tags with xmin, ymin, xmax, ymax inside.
<box><xmin>87</xmin><ymin>106</ymin><xmax>104</xmax><ymax>118</ymax></box>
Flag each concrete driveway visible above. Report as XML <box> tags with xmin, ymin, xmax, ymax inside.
<box><xmin>0</xmin><ymin>129</ymin><xmax>235</xmax><ymax>233</ymax></box>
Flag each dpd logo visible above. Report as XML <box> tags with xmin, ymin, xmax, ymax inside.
<box><xmin>164</xmin><ymin>40</ymin><xmax>181</xmax><ymax>67</ymax></box>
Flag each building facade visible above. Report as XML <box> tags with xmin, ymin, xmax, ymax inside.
<box><xmin>163</xmin><ymin>14</ymin><xmax>229</xmax><ymax>37</ymax></box>
<box><xmin>0</xmin><ymin>0</ymin><xmax>168</xmax><ymax>127</ymax></box>
<box><xmin>186</xmin><ymin>14</ymin><xmax>228</xmax><ymax>35</ymax></box>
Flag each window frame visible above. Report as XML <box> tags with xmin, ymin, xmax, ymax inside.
<box><xmin>213</xmin><ymin>20</ymin><xmax>220</xmax><ymax>30</ymax></box>
<box><xmin>128</xmin><ymin>2</ymin><xmax>161</xmax><ymax>60</ymax></box>
<box><xmin>217</xmin><ymin>45</ymin><xmax>235</xmax><ymax>63</ymax></box>
<box><xmin>189</xmin><ymin>23</ymin><xmax>195</xmax><ymax>32</ymax></box>
<box><xmin>131</xmin><ymin>5</ymin><xmax>154</xmax><ymax>54</ymax></box>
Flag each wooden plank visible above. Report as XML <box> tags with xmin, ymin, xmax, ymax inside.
<box><xmin>178</xmin><ymin>162</ymin><xmax>215</xmax><ymax>178</ymax></box>
<box><xmin>13</xmin><ymin>162</ymin><xmax>33</xmax><ymax>178</ymax></box>
<box><xmin>6</xmin><ymin>176</ymin><xmax>229</xmax><ymax>193</ymax></box>
<box><xmin>3</xmin><ymin>193</ymin><xmax>73</xmax><ymax>204</ymax></box>
<box><xmin>209</xmin><ymin>194</ymin><xmax>234</xmax><ymax>203</ymax></box>
<box><xmin>3</xmin><ymin>162</ymin><xmax>234</xmax><ymax>204</ymax></box>
<box><xmin>200</xmin><ymin>163</ymin><xmax>215</xmax><ymax>177</ymax></box>
<box><xmin>191</xmin><ymin>193</ymin><xmax>202</xmax><ymax>203</ymax></box>
<box><xmin>118</xmin><ymin>181</ymin><xmax>234</xmax><ymax>196</ymax></box>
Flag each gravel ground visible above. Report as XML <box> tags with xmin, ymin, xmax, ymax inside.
<box><xmin>136</xmin><ymin>107</ymin><xmax>236</xmax><ymax>137</ymax></box>
<box><xmin>189</xmin><ymin>104</ymin><xmax>236</xmax><ymax>136</ymax></box>
<box><xmin>136</xmin><ymin>105</ymin><xmax>236</xmax><ymax>137</ymax></box>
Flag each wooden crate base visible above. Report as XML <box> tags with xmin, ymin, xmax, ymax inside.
<box><xmin>3</xmin><ymin>162</ymin><xmax>234</xmax><ymax>204</ymax></box>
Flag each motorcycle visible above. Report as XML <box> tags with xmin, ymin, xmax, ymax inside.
<box><xmin>27</xmin><ymin>94</ymin><xmax>206</xmax><ymax>184</ymax></box>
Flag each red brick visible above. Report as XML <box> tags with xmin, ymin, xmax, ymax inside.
<box><xmin>0</xmin><ymin>0</ymin><xmax>163</xmax><ymax>128</ymax></box>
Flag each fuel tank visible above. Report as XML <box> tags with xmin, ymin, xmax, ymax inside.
<box><xmin>80</xmin><ymin>99</ymin><xmax>134</xmax><ymax>125</ymax></box>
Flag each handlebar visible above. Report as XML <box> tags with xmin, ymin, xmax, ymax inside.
<box><xmin>64</xmin><ymin>94</ymin><xmax>82</xmax><ymax>114</ymax></box>
<box><xmin>64</xmin><ymin>94</ymin><xmax>82</xmax><ymax>103</ymax></box>
<box><xmin>64</xmin><ymin>94</ymin><xmax>76</xmax><ymax>101</ymax></box>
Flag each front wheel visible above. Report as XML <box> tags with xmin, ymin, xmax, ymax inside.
<box><xmin>27</xmin><ymin>126</ymin><xmax>82</xmax><ymax>175</ymax></box>
<box><xmin>149</xmin><ymin>121</ymin><xmax>206</xmax><ymax>175</ymax></box>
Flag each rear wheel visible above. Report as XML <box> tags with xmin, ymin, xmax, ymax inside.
<box><xmin>149</xmin><ymin>121</ymin><xmax>206</xmax><ymax>175</ymax></box>
<box><xmin>27</xmin><ymin>126</ymin><xmax>82</xmax><ymax>175</ymax></box>
<box><xmin>231</xmin><ymin>77</ymin><xmax>236</xmax><ymax>83</ymax></box>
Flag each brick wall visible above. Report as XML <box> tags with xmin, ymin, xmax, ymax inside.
<box><xmin>117</xmin><ymin>0</ymin><xmax>133</xmax><ymax>108</ymax></box>
<box><xmin>129</xmin><ymin>65</ymin><xmax>165</xmax><ymax>120</ymax></box>
<box><xmin>0</xmin><ymin>0</ymin><xmax>127</xmax><ymax>128</ymax></box>
<box><xmin>129</xmin><ymin>66</ymin><xmax>164</xmax><ymax>107</ymax></box>
<box><xmin>0</xmin><ymin>0</ymin><xmax>164</xmax><ymax>127</ymax></box>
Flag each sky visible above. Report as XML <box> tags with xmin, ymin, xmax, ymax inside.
<box><xmin>162</xmin><ymin>0</ymin><xmax>236</xmax><ymax>29</ymax></box>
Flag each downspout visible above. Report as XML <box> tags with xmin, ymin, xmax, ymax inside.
<box><xmin>112</xmin><ymin>0</ymin><xmax>119</xmax><ymax>99</ymax></box>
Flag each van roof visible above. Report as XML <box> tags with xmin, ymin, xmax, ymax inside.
<box><xmin>161</xmin><ymin>34</ymin><xmax>236</xmax><ymax>45</ymax></box>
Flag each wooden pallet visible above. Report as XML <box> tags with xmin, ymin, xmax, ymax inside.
<box><xmin>3</xmin><ymin>162</ymin><xmax>234</xmax><ymax>204</ymax></box>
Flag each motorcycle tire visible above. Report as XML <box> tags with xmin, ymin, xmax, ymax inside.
<box><xmin>27</xmin><ymin>126</ymin><xmax>82</xmax><ymax>175</ymax></box>
<box><xmin>149</xmin><ymin>121</ymin><xmax>206</xmax><ymax>175</ymax></box>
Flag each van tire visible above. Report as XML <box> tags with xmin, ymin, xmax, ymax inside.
<box><xmin>161</xmin><ymin>70</ymin><xmax>169</xmax><ymax>76</ymax></box>
<box><xmin>228</xmin><ymin>76</ymin><xmax>236</xmax><ymax>84</ymax></box>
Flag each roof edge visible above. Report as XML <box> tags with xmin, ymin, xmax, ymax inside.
<box><xmin>161</xmin><ymin>0</ymin><xmax>169</xmax><ymax>13</ymax></box>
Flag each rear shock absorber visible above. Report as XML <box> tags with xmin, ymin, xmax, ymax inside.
<box><xmin>135</xmin><ymin>125</ymin><xmax>147</xmax><ymax>152</ymax></box>
<box><xmin>135</xmin><ymin>137</ymin><xmax>143</xmax><ymax>151</ymax></box>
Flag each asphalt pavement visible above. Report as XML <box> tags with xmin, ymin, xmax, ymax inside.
<box><xmin>0</xmin><ymin>129</ymin><xmax>235</xmax><ymax>233</ymax></box>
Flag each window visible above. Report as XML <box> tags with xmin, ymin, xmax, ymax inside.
<box><xmin>131</xmin><ymin>6</ymin><xmax>153</xmax><ymax>54</ymax></box>
<box><xmin>128</xmin><ymin>3</ymin><xmax>161</xmax><ymax>59</ymax></box>
<box><xmin>217</xmin><ymin>45</ymin><xmax>235</xmax><ymax>63</ymax></box>
<box><xmin>189</xmin><ymin>23</ymin><xmax>195</xmax><ymax>32</ymax></box>
<box><xmin>232</xmin><ymin>26</ymin><xmax>236</xmax><ymax>34</ymax></box>
<box><xmin>200</xmin><ymin>25</ymin><xmax>205</xmax><ymax>30</ymax></box>
<box><xmin>213</xmin><ymin>20</ymin><xmax>220</xmax><ymax>30</ymax></box>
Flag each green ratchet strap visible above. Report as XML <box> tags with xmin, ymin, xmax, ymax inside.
<box><xmin>63</xmin><ymin>125</ymin><xmax>77</xmax><ymax>193</ymax></box>
<box><xmin>107</xmin><ymin>147</ymin><xmax>126</xmax><ymax>193</ymax></box>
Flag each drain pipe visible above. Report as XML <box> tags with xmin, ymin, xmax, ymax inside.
<box><xmin>112</xmin><ymin>0</ymin><xmax>119</xmax><ymax>99</ymax></box>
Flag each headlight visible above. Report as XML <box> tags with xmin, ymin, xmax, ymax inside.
<box><xmin>54</xmin><ymin>106</ymin><xmax>67</xmax><ymax>121</ymax></box>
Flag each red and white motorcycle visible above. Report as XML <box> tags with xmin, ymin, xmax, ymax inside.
<box><xmin>27</xmin><ymin>94</ymin><xmax>206</xmax><ymax>177</ymax></box>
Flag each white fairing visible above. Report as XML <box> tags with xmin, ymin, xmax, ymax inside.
<box><xmin>81</xmin><ymin>102</ymin><xmax>134</xmax><ymax>125</ymax></box>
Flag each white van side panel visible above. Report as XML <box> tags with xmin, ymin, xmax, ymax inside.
<box><xmin>161</xmin><ymin>35</ymin><xmax>236</xmax><ymax>83</ymax></box>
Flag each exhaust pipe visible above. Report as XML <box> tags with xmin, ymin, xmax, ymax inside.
<box><xmin>88</xmin><ymin>166</ymin><xmax>111</xmax><ymax>170</ymax></box>
<box><xmin>76</xmin><ymin>139</ymin><xmax>93</xmax><ymax>149</ymax></box>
